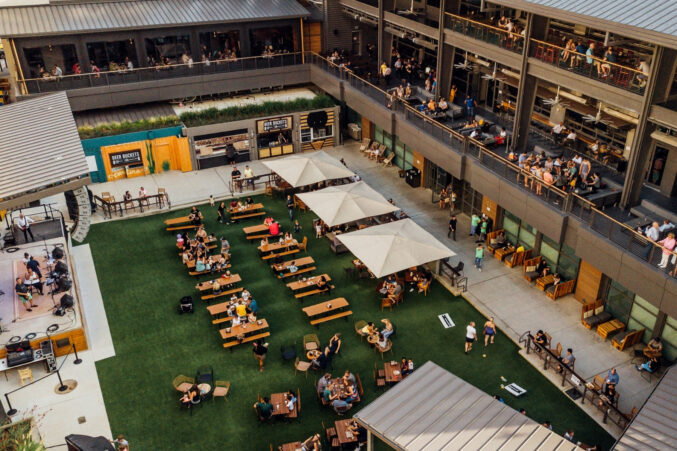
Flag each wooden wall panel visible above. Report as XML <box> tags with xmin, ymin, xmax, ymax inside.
<box><xmin>481</xmin><ymin>196</ymin><xmax>498</xmax><ymax>224</ymax></box>
<box><xmin>0</xmin><ymin>328</ymin><xmax>88</xmax><ymax>359</ymax></box>
<box><xmin>361</xmin><ymin>117</ymin><xmax>373</xmax><ymax>140</ymax></box>
<box><xmin>574</xmin><ymin>260</ymin><xmax>603</xmax><ymax>304</ymax></box>
<box><xmin>303</xmin><ymin>22</ymin><xmax>323</xmax><ymax>54</ymax></box>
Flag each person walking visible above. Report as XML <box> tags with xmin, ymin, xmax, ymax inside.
<box><xmin>448</xmin><ymin>215</ymin><xmax>457</xmax><ymax>240</ymax></box>
<box><xmin>484</xmin><ymin>317</ymin><xmax>496</xmax><ymax>346</ymax></box>
<box><xmin>470</xmin><ymin>214</ymin><xmax>480</xmax><ymax>236</ymax></box>
<box><xmin>475</xmin><ymin>243</ymin><xmax>484</xmax><ymax>272</ymax></box>
<box><xmin>17</xmin><ymin>213</ymin><xmax>35</xmax><ymax>242</ymax></box>
<box><xmin>286</xmin><ymin>195</ymin><xmax>294</xmax><ymax>221</ymax></box>
<box><xmin>252</xmin><ymin>339</ymin><xmax>268</xmax><ymax>372</ymax></box>
<box><xmin>465</xmin><ymin>321</ymin><xmax>477</xmax><ymax>354</ymax></box>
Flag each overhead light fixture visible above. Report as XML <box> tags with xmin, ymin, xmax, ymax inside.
<box><xmin>384</xmin><ymin>26</ymin><xmax>406</xmax><ymax>39</ymax></box>
<box><xmin>411</xmin><ymin>37</ymin><xmax>437</xmax><ymax>51</ymax></box>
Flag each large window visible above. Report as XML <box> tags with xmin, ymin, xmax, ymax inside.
<box><xmin>605</xmin><ymin>280</ymin><xmax>633</xmax><ymax>323</ymax></box>
<box><xmin>250</xmin><ymin>26</ymin><xmax>294</xmax><ymax>56</ymax></box>
<box><xmin>661</xmin><ymin>315</ymin><xmax>677</xmax><ymax>362</ymax></box>
<box><xmin>87</xmin><ymin>40</ymin><xmax>137</xmax><ymax>71</ymax></box>
<box><xmin>540</xmin><ymin>236</ymin><xmax>580</xmax><ymax>280</ymax></box>
<box><xmin>518</xmin><ymin>222</ymin><xmax>537</xmax><ymax>249</ymax></box>
<box><xmin>198</xmin><ymin>30</ymin><xmax>240</xmax><ymax>60</ymax></box>
<box><xmin>627</xmin><ymin>296</ymin><xmax>659</xmax><ymax>344</ymax></box>
<box><xmin>502</xmin><ymin>211</ymin><xmax>520</xmax><ymax>244</ymax></box>
<box><xmin>394</xmin><ymin>138</ymin><xmax>414</xmax><ymax>170</ymax></box>
<box><xmin>145</xmin><ymin>35</ymin><xmax>191</xmax><ymax>64</ymax></box>
<box><xmin>540</xmin><ymin>235</ymin><xmax>559</xmax><ymax>273</ymax></box>
<box><xmin>24</xmin><ymin>44</ymin><xmax>78</xmax><ymax>77</ymax></box>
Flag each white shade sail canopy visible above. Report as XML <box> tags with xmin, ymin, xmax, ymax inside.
<box><xmin>337</xmin><ymin>219</ymin><xmax>456</xmax><ymax>278</ymax></box>
<box><xmin>295</xmin><ymin>181</ymin><xmax>399</xmax><ymax>227</ymax></box>
<box><xmin>261</xmin><ymin>150</ymin><xmax>355</xmax><ymax>187</ymax></box>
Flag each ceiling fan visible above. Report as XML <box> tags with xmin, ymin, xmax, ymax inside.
<box><xmin>542</xmin><ymin>86</ymin><xmax>570</xmax><ymax>108</ymax></box>
<box><xmin>454</xmin><ymin>51</ymin><xmax>475</xmax><ymax>71</ymax></box>
<box><xmin>481</xmin><ymin>62</ymin><xmax>503</xmax><ymax>81</ymax></box>
<box><xmin>583</xmin><ymin>103</ymin><xmax>613</xmax><ymax>126</ymax></box>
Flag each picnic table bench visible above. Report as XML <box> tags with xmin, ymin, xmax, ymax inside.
<box><xmin>165</xmin><ymin>216</ymin><xmax>190</xmax><ymax>226</ymax></box>
<box><xmin>196</xmin><ymin>274</ymin><xmax>242</xmax><ymax>292</ymax></box>
<box><xmin>302</xmin><ymin>297</ymin><xmax>352</xmax><ymax>326</ymax></box>
<box><xmin>287</xmin><ymin>274</ymin><xmax>333</xmax><ymax>299</ymax></box>
<box><xmin>259</xmin><ymin>241</ymin><xmax>299</xmax><ymax>260</ymax></box>
<box><xmin>221</xmin><ymin>319</ymin><xmax>269</xmax><ymax>349</ymax></box>
<box><xmin>230</xmin><ymin>203</ymin><xmax>265</xmax><ymax>221</ymax></box>
<box><xmin>201</xmin><ymin>287</ymin><xmax>243</xmax><ymax>301</ymax></box>
<box><xmin>272</xmin><ymin>256</ymin><xmax>316</xmax><ymax>278</ymax></box>
<box><xmin>243</xmin><ymin>223</ymin><xmax>272</xmax><ymax>241</ymax></box>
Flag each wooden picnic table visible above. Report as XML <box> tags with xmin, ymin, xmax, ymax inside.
<box><xmin>259</xmin><ymin>240</ymin><xmax>298</xmax><ymax>254</ymax></box>
<box><xmin>229</xmin><ymin>203</ymin><xmax>264</xmax><ymax>215</ymax></box>
<box><xmin>287</xmin><ymin>274</ymin><xmax>331</xmax><ymax>292</ymax></box>
<box><xmin>302</xmin><ymin>297</ymin><xmax>349</xmax><ymax>318</ymax></box>
<box><xmin>165</xmin><ymin>215</ymin><xmax>190</xmax><ymax>226</ymax></box>
<box><xmin>279</xmin><ymin>442</ymin><xmax>302</xmax><ymax>451</ymax></box>
<box><xmin>243</xmin><ymin>223</ymin><xmax>270</xmax><ymax>235</ymax></box>
<box><xmin>206</xmin><ymin>298</ymin><xmax>243</xmax><ymax>316</ymax></box>
<box><xmin>273</xmin><ymin>256</ymin><xmax>315</xmax><ymax>272</ymax></box>
<box><xmin>384</xmin><ymin>362</ymin><xmax>403</xmax><ymax>383</ymax></box>
<box><xmin>335</xmin><ymin>419</ymin><xmax>358</xmax><ymax>445</ymax></box>
<box><xmin>196</xmin><ymin>274</ymin><xmax>241</xmax><ymax>292</ymax></box>
<box><xmin>597</xmin><ymin>319</ymin><xmax>625</xmax><ymax>339</ymax></box>
<box><xmin>495</xmin><ymin>245</ymin><xmax>515</xmax><ymax>261</ymax></box>
<box><xmin>270</xmin><ymin>392</ymin><xmax>291</xmax><ymax>417</ymax></box>
<box><xmin>536</xmin><ymin>274</ymin><xmax>555</xmax><ymax>291</ymax></box>
<box><xmin>220</xmin><ymin>318</ymin><xmax>269</xmax><ymax>340</ymax></box>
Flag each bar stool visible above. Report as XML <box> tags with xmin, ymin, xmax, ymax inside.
<box><xmin>534</xmin><ymin>45</ymin><xmax>545</xmax><ymax>60</ymax></box>
<box><xmin>544</xmin><ymin>47</ymin><xmax>555</xmax><ymax>63</ymax></box>
<box><xmin>18</xmin><ymin>367</ymin><xmax>33</xmax><ymax>386</ymax></box>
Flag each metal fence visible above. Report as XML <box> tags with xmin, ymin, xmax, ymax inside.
<box><xmin>445</xmin><ymin>13</ymin><xmax>524</xmax><ymax>54</ymax></box>
<box><xmin>19</xmin><ymin>53</ymin><xmax>304</xmax><ymax>94</ymax></box>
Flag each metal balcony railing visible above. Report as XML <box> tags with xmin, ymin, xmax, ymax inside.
<box><xmin>17</xmin><ymin>53</ymin><xmax>304</xmax><ymax>95</ymax></box>
<box><xmin>529</xmin><ymin>39</ymin><xmax>647</xmax><ymax>95</ymax></box>
<box><xmin>444</xmin><ymin>13</ymin><xmax>524</xmax><ymax>54</ymax></box>
<box><xmin>308</xmin><ymin>52</ymin><xmax>677</xmax><ymax>271</ymax></box>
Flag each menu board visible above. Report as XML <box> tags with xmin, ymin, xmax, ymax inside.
<box><xmin>257</xmin><ymin>116</ymin><xmax>292</xmax><ymax>134</ymax></box>
<box><xmin>110</xmin><ymin>150</ymin><xmax>143</xmax><ymax>167</ymax></box>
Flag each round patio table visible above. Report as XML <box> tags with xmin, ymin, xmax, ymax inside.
<box><xmin>307</xmin><ymin>350</ymin><xmax>321</xmax><ymax>360</ymax></box>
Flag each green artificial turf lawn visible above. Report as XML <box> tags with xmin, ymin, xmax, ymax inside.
<box><xmin>82</xmin><ymin>194</ymin><xmax>614</xmax><ymax>450</ymax></box>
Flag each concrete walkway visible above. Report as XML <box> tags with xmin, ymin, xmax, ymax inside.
<box><xmin>328</xmin><ymin>141</ymin><xmax>655</xmax><ymax>437</ymax></box>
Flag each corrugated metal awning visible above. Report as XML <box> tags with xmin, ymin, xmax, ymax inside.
<box><xmin>613</xmin><ymin>365</ymin><xmax>677</xmax><ymax>450</ymax></box>
<box><xmin>491</xmin><ymin>0</ymin><xmax>677</xmax><ymax>50</ymax></box>
<box><xmin>0</xmin><ymin>92</ymin><xmax>89</xmax><ymax>204</ymax></box>
<box><xmin>354</xmin><ymin>361</ymin><xmax>578</xmax><ymax>450</ymax></box>
<box><xmin>0</xmin><ymin>0</ymin><xmax>310</xmax><ymax>37</ymax></box>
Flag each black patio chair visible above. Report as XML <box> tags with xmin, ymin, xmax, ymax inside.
<box><xmin>195</xmin><ymin>365</ymin><xmax>214</xmax><ymax>400</ymax></box>
<box><xmin>280</xmin><ymin>342</ymin><xmax>297</xmax><ymax>361</ymax></box>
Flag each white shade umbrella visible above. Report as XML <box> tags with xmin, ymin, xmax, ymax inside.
<box><xmin>336</xmin><ymin>218</ymin><xmax>456</xmax><ymax>278</ymax></box>
<box><xmin>261</xmin><ymin>150</ymin><xmax>355</xmax><ymax>187</ymax></box>
<box><xmin>296</xmin><ymin>181</ymin><xmax>399</xmax><ymax>227</ymax></box>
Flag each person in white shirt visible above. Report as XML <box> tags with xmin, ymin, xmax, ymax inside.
<box><xmin>125</xmin><ymin>57</ymin><xmax>133</xmax><ymax>70</ymax></box>
<box><xmin>138</xmin><ymin>186</ymin><xmax>149</xmax><ymax>206</ymax></box>
<box><xmin>243</xmin><ymin>165</ymin><xmax>254</xmax><ymax>188</ymax></box>
<box><xmin>500</xmin><ymin>128</ymin><xmax>507</xmax><ymax>138</ymax></box>
<box><xmin>465</xmin><ymin>321</ymin><xmax>477</xmax><ymax>354</ymax></box>
<box><xmin>470</xmin><ymin>129</ymin><xmax>479</xmax><ymax>139</ymax></box>
<box><xmin>566</xmin><ymin>130</ymin><xmax>577</xmax><ymax>141</ymax></box>
<box><xmin>572</xmin><ymin>155</ymin><xmax>583</xmax><ymax>165</ymax></box>
<box><xmin>659</xmin><ymin>219</ymin><xmax>675</xmax><ymax>232</ymax></box>
<box><xmin>52</xmin><ymin>65</ymin><xmax>63</xmax><ymax>77</ymax></box>
<box><xmin>17</xmin><ymin>213</ymin><xmax>35</xmax><ymax>242</ymax></box>
<box><xmin>551</xmin><ymin>122</ymin><xmax>564</xmax><ymax>142</ymax></box>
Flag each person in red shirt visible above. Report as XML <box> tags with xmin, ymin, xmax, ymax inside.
<box><xmin>269</xmin><ymin>221</ymin><xmax>279</xmax><ymax>236</ymax></box>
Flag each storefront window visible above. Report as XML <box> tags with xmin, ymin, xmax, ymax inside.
<box><xmin>199</xmin><ymin>30</ymin><xmax>241</xmax><ymax>60</ymax></box>
<box><xmin>502</xmin><ymin>211</ymin><xmax>519</xmax><ymax>244</ymax></box>
<box><xmin>87</xmin><ymin>40</ymin><xmax>137</xmax><ymax>71</ymax></box>
<box><xmin>145</xmin><ymin>36</ymin><xmax>191</xmax><ymax>65</ymax></box>
<box><xmin>557</xmin><ymin>243</ymin><xmax>580</xmax><ymax>282</ymax></box>
<box><xmin>24</xmin><ymin>44</ymin><xmax>78</xmax><ymax>77</ymax></box>
<box><xmin>628</xmin><ymin>295</ymin><xmax>659</xmax><ymax>344</ymax></box>
<box><xmin>250</xmin><ymin>26</ymin><xmax>294</xmax><ymax>56</ymax></box>
<box><xmin>661</xmin><ymin>315</ymin><xmax>677</xmax><ymax>362</ymax></box>
<box><xmin>518</xmin><ymin>222</ymin><xmax>536</xmax><ymax>249</ymax></box>
<box><xmin>394</xmin><ymin>139</ymin><xmax>413</xmax><ymax>170</ymax></box>
<box><xmin>605</xmin><ymin>280</ymin><xmax>633</xmax><ymax>323</ymax></box>
<box><xmin>540</xmin><ymin>235</ymin><xmax>559</xmax><ymax>272</ymax></box>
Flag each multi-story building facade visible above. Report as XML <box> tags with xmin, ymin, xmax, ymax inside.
<box><xmin>1</xmin><ymin>0</ymin><xmax>676</xmax><ymax>360</ymax></box>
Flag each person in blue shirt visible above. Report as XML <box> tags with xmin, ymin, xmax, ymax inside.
<box><xmin>605</xmin><ymin>368</ymin><xmax>619</xmax><ymax>389</ymax></box>
<box><xmin>574</xmin><ymin>41</ymin><xmax>587</xmax><ymax>68</ymax></box>
<box><xmin>465</xmin><ymin>95</ymin><xmax>477</xmax><ymax>120</ymax></box>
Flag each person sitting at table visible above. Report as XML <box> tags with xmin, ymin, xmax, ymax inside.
<box><xmin>236</xmin><ymin>301</ymin><xmax>247</xmax><ymax>320</ymax></box>
<box><xmin>427</xmin><ymin>98</ymin><xmax>437</xmax><ymax>113</ymax></box>
<box><xmin>533</xmin><ymin>330</ymin><xmax>548</xmax><ymax>351</ymax></box>
<box><xmin>417</xmin><ymin>270</ymin><xmax>433</xmax><ymax>293</ymax></box>
<box><xmin>248</xmin><ymin>298</ymin><xmax>258</xmax><ymax>314</ymax></box>
<box><xmin>598</xmin><ymin>381</ymin><xmax>617</xmax><ymax>408</ymax></box>
<box><xmin>396</xmin><ymin>84</ymin><xmax>404</xmax><ymax>98</ymax></box>
<box><xmin>241</xmin><ymin>289</ymin><xmax>251</xmax><ymax>302</ymax></box>
<box><xmin>300</xmin><ymin>434</ymin><xmax>321</xmax><ymax>451</ymax></box>
<box><xmin>284</xmin><ymin>231</ymin><xmax>294</xmax><ymax>245</ymax></box>
<box><xmin>401</xmin><ymin>357</ymin><xmax>414</xmax><ymax>376</ymax></box>
<box><xmin>379</xmin><ymin>275</ymin><xmax>396</xmax><ymax>294</ymax></box>
<box><xmin>535</xmin><ymin>258</ymin><xmax>550</xmax><ymax>278</ymax></box>
<box><xmin>317</xmin><ymin>373</ymin><xmax>332</xmax><ymax>394</ymax></box>
<box><xmin>381</xmin><ymin>319</ymin><xmax>394</xmax><ymax>339</ymax></box>
<box><xmin>311</xmin><ymin>349</ymin><xmax>329</xmax><ymax>370</ymax></box>
<box><xmin>286</xmin><ymin>390</ymin><xmax>297</xmax><ymax>411</ymax></box>
<box><xmin>376</xmin><ymin>332</ymin><xmax>389</xmax><ymax>350</ymax></box>
<box><xmin>229</xmin><ymin>292</ymin><xmax>239</xmax><ymax>303</ymax></box>
<box><xmin>254</xmin><ymin>397</ymin><xmax>273</xmax><ymax>420</ymax></box>
<box><xmin>342</xmin><ymin>370</ymin><xmax>356</xmax><ymax>386</ymax></box>
<box><xmin>180</xmin><ymin>384</ymin><xmax>200</xmax><ymax>409</ymax></box>
<box><xmin>316</xmin><ymin>275</ymin><xmax>330</xmax><ymax>294</ymax></box>
<box><xmin>344</xmin><ymin>382</ymin><xmax>359</xmax><ymax>403</ymax></box>
<box><xmin>285</xmin><ymin>260</ymin><xmax>298</xmax><ymax>276</ymax></box>
<box><xmin>231</xmin><ymin>315</ymin><xmax>242</xmax><ymax>327</ymax></box>
<box><xmin>269</xmin><ymin>221</ymin><xmax>280</xmax><ymax>237</ymax></box>
<box><xmin>245</xmin><ymin>196</ymin><xmax>254</xmax><ymax>205</ymax></box>
<box><xmin>404</xmin><ymin>84</ymin><xmax>412</xmax><ymax>99</ymax></box>
<box><xmin>331</xmin><ymin>397</ymin><xmax>352</xmax><ymax>414</ymax></box>
<box><xmin>195</xmin><ymin>225</ymin><xmax>207</xmax><ymax>240</ymax></box>
<box><xmin>644</xmin><ymin>337</ymin><xmax>662</xmax><ymax>357</ymax></box>
<box><xmin>211</xmin><ymin>279</ymin><xmax>222</xmax><ymax>295</ymax></box>
<box><xmin>195</xmin><ymin>256</ymin><xmax>209</xmax><ymax>273</ymax></box>
<box><xmin>326</xmin><ymin>333</ymin><xmax>342</xmax><ymax>357</ymax></box>
<box><xmin>361</xmin><ymin>321</ymin><xmax>378</xmax><ymax>336</ymax></box>
<box><xmin>636</xmin><ymin>356</ymin><xmax>660</xmax><ymax>373</ymax></box>
<box><xmin>438</xmin><ymin>97</ymin><xmax>448</xmax><ymax>112</ymax></box>
<box><xmin>556</xmin><ymin>348</ymin><xmax>575</xmax><ymax>374</ymax></box>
